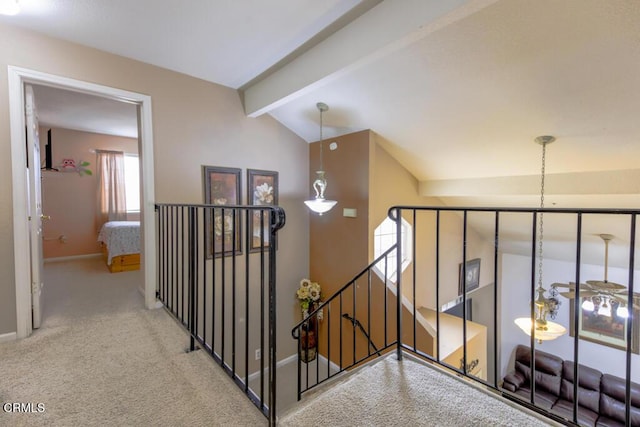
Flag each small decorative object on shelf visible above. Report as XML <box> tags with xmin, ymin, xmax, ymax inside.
<box><xmin>296</xmin><ymin>278</ymin><xmax>322</xmax><ymax>363</ymax></box>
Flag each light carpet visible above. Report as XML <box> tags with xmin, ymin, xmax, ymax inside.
<box><xmin>0</xmin><ymin>258</ymin><xmax>266</xmax><ymax>426</ymax></box>
<box><xmin>278</xmin><ymin>355</ymin><xmax>554</xmax><ymax>427</ymax></box>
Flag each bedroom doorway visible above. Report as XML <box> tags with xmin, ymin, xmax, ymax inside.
<box><xmin>8</xmin><ymin>66</ymin><xmax>156</xmax><ymax>339</ymax></box>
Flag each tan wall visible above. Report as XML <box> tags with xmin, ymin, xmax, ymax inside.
<box><xmin>0</xmin><ymin>22</ymin><xmax>310</xmax><ymax>350</ymax></box>
<box><xmin>41</xmin><ymin>127</ymin><xmax>138</xmax><ymax>259</ymax></box>
<box><xmin>309</xmin><ymin>130</ymin><xmax>370</xmax><ymax>298</ymax></box>
<box><xmin>308</xmin><ymin>130</ymin><xmax>370</xmax><ymax>362</ymax></box>
<box><xmin>370</xmin><ymin>134</ymin><xmax>495</xmax><ymax>310</ymax></box>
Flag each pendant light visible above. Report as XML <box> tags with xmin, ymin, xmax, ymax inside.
<box><xmin>0</xmin><ymin>0</ymin><xmax>20</xmax><ymax>15</ymax></box>
<box><xmin>304</xmin><ymin>102</ymin><xmax>337</xmax><ymax>215</ymax></box>
<box><xmin>515</xmin><ymin>136</ymin><xmax>567</xmax><ymax>342</ymax></box>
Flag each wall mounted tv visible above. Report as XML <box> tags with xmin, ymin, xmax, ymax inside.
<box><xmin>42</xmin><ymin>128</ymin><xmax>58</xmax><ymax>171</ymax></box>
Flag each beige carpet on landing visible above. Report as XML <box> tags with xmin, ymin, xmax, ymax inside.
<box><xmin>0</xmin><ymin>258</ymin><xmax>266</xmax><ymax>427</ymax></box>
<box><xmin>2</xmin><ymin>258</ymin><xmax>555</xmax><ymax>426</ymax></box>
<box><xmin>279</xmin><ymin>355</ymin><xmax>555</xmax><ymax>427</ymax></box>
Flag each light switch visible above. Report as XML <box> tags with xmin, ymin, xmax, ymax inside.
<box><xmin>343</xmin><ymin>208</ymin><xmax>357</xmax><ymax>218</ymax></box>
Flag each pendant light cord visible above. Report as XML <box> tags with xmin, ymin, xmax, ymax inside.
<box><xmin>538</xmin><ymin>142</ymin><xmax>546</xmax><ymax>288</ymax></box>
<box><xmin>319</xmin><ymin>106</ymin><xmax>324</xmax><ymax>172</ymax></box>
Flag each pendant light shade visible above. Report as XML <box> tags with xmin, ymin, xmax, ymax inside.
<box><xmin>305</xmin><ymin>102</ymin><xmax>337</xmax><ymax>215</ymax></box>
<box><xmin>0</xmin><ymin>0</ymin><xmax>20</xmax><ymax>15</ymax></box>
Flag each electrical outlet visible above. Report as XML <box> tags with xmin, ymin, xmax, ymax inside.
<box><xmin>255</xmin><ymin>349</ymin><xmax>261</xmax><ymax>360</ymax></box>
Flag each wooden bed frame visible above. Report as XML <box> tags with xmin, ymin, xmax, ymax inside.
<box><xmin>101</xmin><ymin>243</ymin><xmax>140</xmax><ymax>273</ymax></box>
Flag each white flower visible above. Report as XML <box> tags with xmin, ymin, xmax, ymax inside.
<box><xmin>296</xmin><ymin>286</ymin><xmax>310</xmax><ymax>300</ymax></box>
<box><xmin>213</xmin><ymin>197</ymin><xmax>228</xmax><ymax>205</ymax></box>
<box><xmin>214</xmin><ymin>214</ymin><xmax>233</xmax><ymax>236</ymax></box>
<box><xmin>309</xmin><ymin>282</ymin><xmax>321</xmax><ymax>301</ymax></box>
<box><xmin>254</xmin><ymin>183</ymin><xmax>273</xmax><ymax>205</ymax></box>
<box><xmin>299</xmin><ymin>279</ymin><xmax>311</xmax><ymax>289</ymax></box>
<box><xmin>296</xmin><ymin>278</ymin><xmax>323</xmax><ymax>319</ymax></box>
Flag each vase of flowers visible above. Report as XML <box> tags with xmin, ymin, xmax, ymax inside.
<box><xmin>296</xmin><ymin>279</ymin><xmax>322</xmax><ymax>363</ymax></box>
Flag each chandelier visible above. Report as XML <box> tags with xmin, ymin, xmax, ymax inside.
<box><xmin>515</xmin><ymin>136</ymin><xmax>567</xmax><ymax>342</ymax></box>
<box><xmin>552</xmin><ymin>233</ymin><xmax>639</xmax><ymax>319</ymax></box>
<box><xmin>304</xmin><ymin>102</ymin><xmax>337</xmax><ymax>215</ymax></box>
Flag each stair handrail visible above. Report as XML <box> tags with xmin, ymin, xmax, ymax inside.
<box><xmin>341</xmin><ymin>313</ymin><xmax>382</xmax><ymax>356</ymax></box>
<box><xmin>291</xmin><ymin>243</ymin><xmax>398</xmax><ymax>340</ymax></box>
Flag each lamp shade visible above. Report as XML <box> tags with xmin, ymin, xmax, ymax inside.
<box><xmin>304</xmin><ymin>199</ymin><xmax>337</xmax><ymax>215</ymax></box>
<box><xmin>514</xmin><ymin>317</ymin><xmax>567</xmax><ymax>342</ymax></box>
<box><xmin>0</xmin><ymin>0</ymin><xmax>19</xmax><ymax>15</ymax></box>
<box><xmin>581</xmin><ymin>298</ymin><xmax>595</xmax><ymax>311</ymax></box>
<box><xmin>616</xmin><ymin>305</ymin><xmax>629</xmax><ymax>318</ymax></box>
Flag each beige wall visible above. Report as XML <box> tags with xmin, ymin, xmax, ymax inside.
<box><xmin>371</xmin><ymin>134</ymin><xmax>495</xmax><ymax>309</ymax></box>
<box><xmin>309</xmin><ymin>130</ymin><xmax>370</xmax><ymax>297</ymax></box>
<box><xmin>0</xmin><ymin>22</ymin><xmax>310</xmax><ymax>349</ymax></box>
<box><xmin>41</xmin><ymin>127</ymin><xmax>138</xmax><ymax>259</ymax></box>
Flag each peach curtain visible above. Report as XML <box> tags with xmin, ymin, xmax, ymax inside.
<box><xmin>96</xmin><ymin>149</ymin><xmax>127</xmax><ymax>231</ymax></box>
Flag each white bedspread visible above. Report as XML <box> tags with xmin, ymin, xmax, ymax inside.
<box><xmin>98</xmin><ymin>221</ymin><xmax>141</xmax><ymax>265</ymax></box>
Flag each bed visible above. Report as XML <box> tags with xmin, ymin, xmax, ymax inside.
<box><xmin>97</xmin><ymin>221</ymin><xmax>141</xmax><ymax>273</ymax></box>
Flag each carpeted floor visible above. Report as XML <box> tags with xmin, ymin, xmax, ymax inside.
<box><xmin>2</xmin><ymin>258</ymin><xmax>555</xmax><ymax>426</ymax></box>
<box><xmin>0</xmin><ymin>258</ymin><xmax>266</xmax><ymax>426</ymax></box>
<box><xmin>278</xmin><ymin>355</ymin><xmax>554</xmax><ymax>427</ymax></box>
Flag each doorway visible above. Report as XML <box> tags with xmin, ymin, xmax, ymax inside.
<box><xmin>8</xmin><ymin>66</ymin><xmax>157</xmax><ymax>339</ymax></box>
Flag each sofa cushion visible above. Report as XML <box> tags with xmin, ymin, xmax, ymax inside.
<box><xmin>599</xmin><ymin>374</ymin><xmax>640</xmax><ymax>427</ymax></box>
<box><xmin>513</xmin><ymin>386</ymin><xmax>558</xmax><ymax>410</ymax></box>
<box><xmin>552</xmin><ymin>397</ymin><xmax>599</xmax><ymax>427</ymax></box>
<box><xmin>514</xmin><ymin>344</ymin><xmax>563</xmax><ymax>396</ymax></box>
<box><xmin>550</xmin><ymin>361</ymin><xmax>602</xmax><ymax>426</ymax></box>
<box><xmin>559</xmin><ymin>361</ymin><xmax>602</xmax><ymax>413</ymax></box>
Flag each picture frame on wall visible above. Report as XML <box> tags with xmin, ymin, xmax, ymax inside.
<box><xmin>203</xmin><ymin>165</ymin><xmax>242</xmax><ymax>258</ymax></box>
<box><xmin>570</xmin><ymin>297</ymin><xmax>639</xmax><ymax>354</ymax></box>
<box><xmin>247</xmin><ymin>169</ymin><xmax>278</xmax><ymax>252</ymax></box>
<box><xmin>458</xmin><ymin>258</ymin><xmax>481</xmax><ymax>295</ymax></box>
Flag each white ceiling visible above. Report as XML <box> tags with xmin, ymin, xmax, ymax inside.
<box><xmin>31</xmin><ymin>85</ymin><xmax>139</xmax><ymax>138</ymax></box>
<box><xmin>4</xmin><ymin>0</ymin><xmax>640</xmax><ymax>262</ymax></box>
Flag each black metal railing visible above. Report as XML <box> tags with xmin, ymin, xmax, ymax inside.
<box><xmin>291</xmin><ymin>244</ymin><xmax>399</xmax><ymax>400</ymax></box>
<box><xmin>293</xmin><ymin>205</ymin><xmax>639</xmax><ymax>427</ymax></box>
<box><xmin>156</xmin><ymin>203</ymin><xmax>285</xmax><ymax>426</ymax></box>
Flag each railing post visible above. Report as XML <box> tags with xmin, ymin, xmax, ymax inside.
<box><xmin>268</xmin><ymin>207</ymin><xmax>285</xmax><ymax>426</ymax></box>
<box><xmin>188</xmin><ymin>206</ymin><xmax>196</xmax><ymax>352</ymax></box>
<box><xmin>625</xmin><ymin>213</ymin><xmax>636</xmax><ymax>427</ymax></box>
<box><xmin>395</xmin><ymin>207</ymin><xmax>403</xmax><ymax>361</ymax></box>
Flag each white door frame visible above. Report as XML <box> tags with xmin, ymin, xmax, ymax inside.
<box><xmin>8</xmin><ymin>66</ymin><xmax>157</xmax><ymax>339</ymax></box>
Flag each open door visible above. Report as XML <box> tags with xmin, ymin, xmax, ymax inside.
<box><xmin>25</xmin><ymin>84</ymin><xmax>45</xmax><ymax>329</ymax></box>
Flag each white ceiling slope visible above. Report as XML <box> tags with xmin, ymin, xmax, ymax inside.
<box><xmin>4</xmin><ymin>0</ymin><xmax>640</xmax><ymax>216</ymax></box>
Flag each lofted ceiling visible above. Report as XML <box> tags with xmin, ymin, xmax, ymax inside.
<box><xmin>3</xmin><ymin>0</ymin><xmax>640</xmax><ymax>264</ymax></box>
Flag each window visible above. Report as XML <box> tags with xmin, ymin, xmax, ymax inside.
<box><xmin>373</xmin><ymin>217</ymin><xmax>412</xmax><ymax>282</ymax></box>
<box><xmin>124</xmin><ymin>154</ymin><xmax>140</xmax><ymax>213</ymax></box>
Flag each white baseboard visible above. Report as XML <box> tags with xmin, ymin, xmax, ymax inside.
<box><xmin>247</xmin><ymin>353</ymin><xmax>339</xmax><ymax>383</ymax></box>
<box><xmin>44</xmin><ymin>253</ymin><xmax>102</xmax><ymax>263</ymax></box>
<box><xmin>247</xmin><ymin>353</ymin><xmax>298</xmax><ymax>383</ymax></box>
<box><xmin>0</xmin><ymin>332</ymin><xmax>17</xmax><ymax>343</ymax></box>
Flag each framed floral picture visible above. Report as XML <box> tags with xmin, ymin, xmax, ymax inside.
<box><xmin>247</xmin><ymin>169</ymin><xmax>278</xmax><ymax>252</ymax></box>
<box><xmin>203</xmin><ymin>165</ymin><xmax>242</xmax><ymax>258</ymax></box>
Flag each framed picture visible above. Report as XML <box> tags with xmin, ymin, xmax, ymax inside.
<box><xmin>570</xmin><ymin>297</ymin><xmax>639</xmax><ymax>354</ymax></box>
<box><xmin>458</xmin><ymin>258</ymin><xmax>481</xmax><ymax>295</ymax></box>
<box><xmin>247</xmin><ymin>169</ymin><xmax>278</xmax><ymax>252</ymax></box>
<box><xmin>203</xmin><ymin>165</ymin><xmax>242</xmax><ymax>258</ymax></box>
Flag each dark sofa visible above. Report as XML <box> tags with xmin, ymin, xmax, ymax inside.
<box><xmin>502</xmin><ymin>345</ymin><xmax>640</xmax><ymax>426</ymax></box>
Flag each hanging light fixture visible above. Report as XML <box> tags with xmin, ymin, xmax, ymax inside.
<box><xmin>554</xmin><ymin>233</ymin><xmax>637</xmax><ymax>319</ymax></box>
<box><xmin>515</xmin><ymin>136</ymin><xmax>567</xmax><ymax>343</ymax></box>
<box><xmin>0</xmin><ymin>0</ymin><xmax>19</xmax><ymax>15</ymax></box>
<box><xmin>304</xmin><ymin>102</ymin><xmax>337</xmax><ymax>215</ymax></box>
